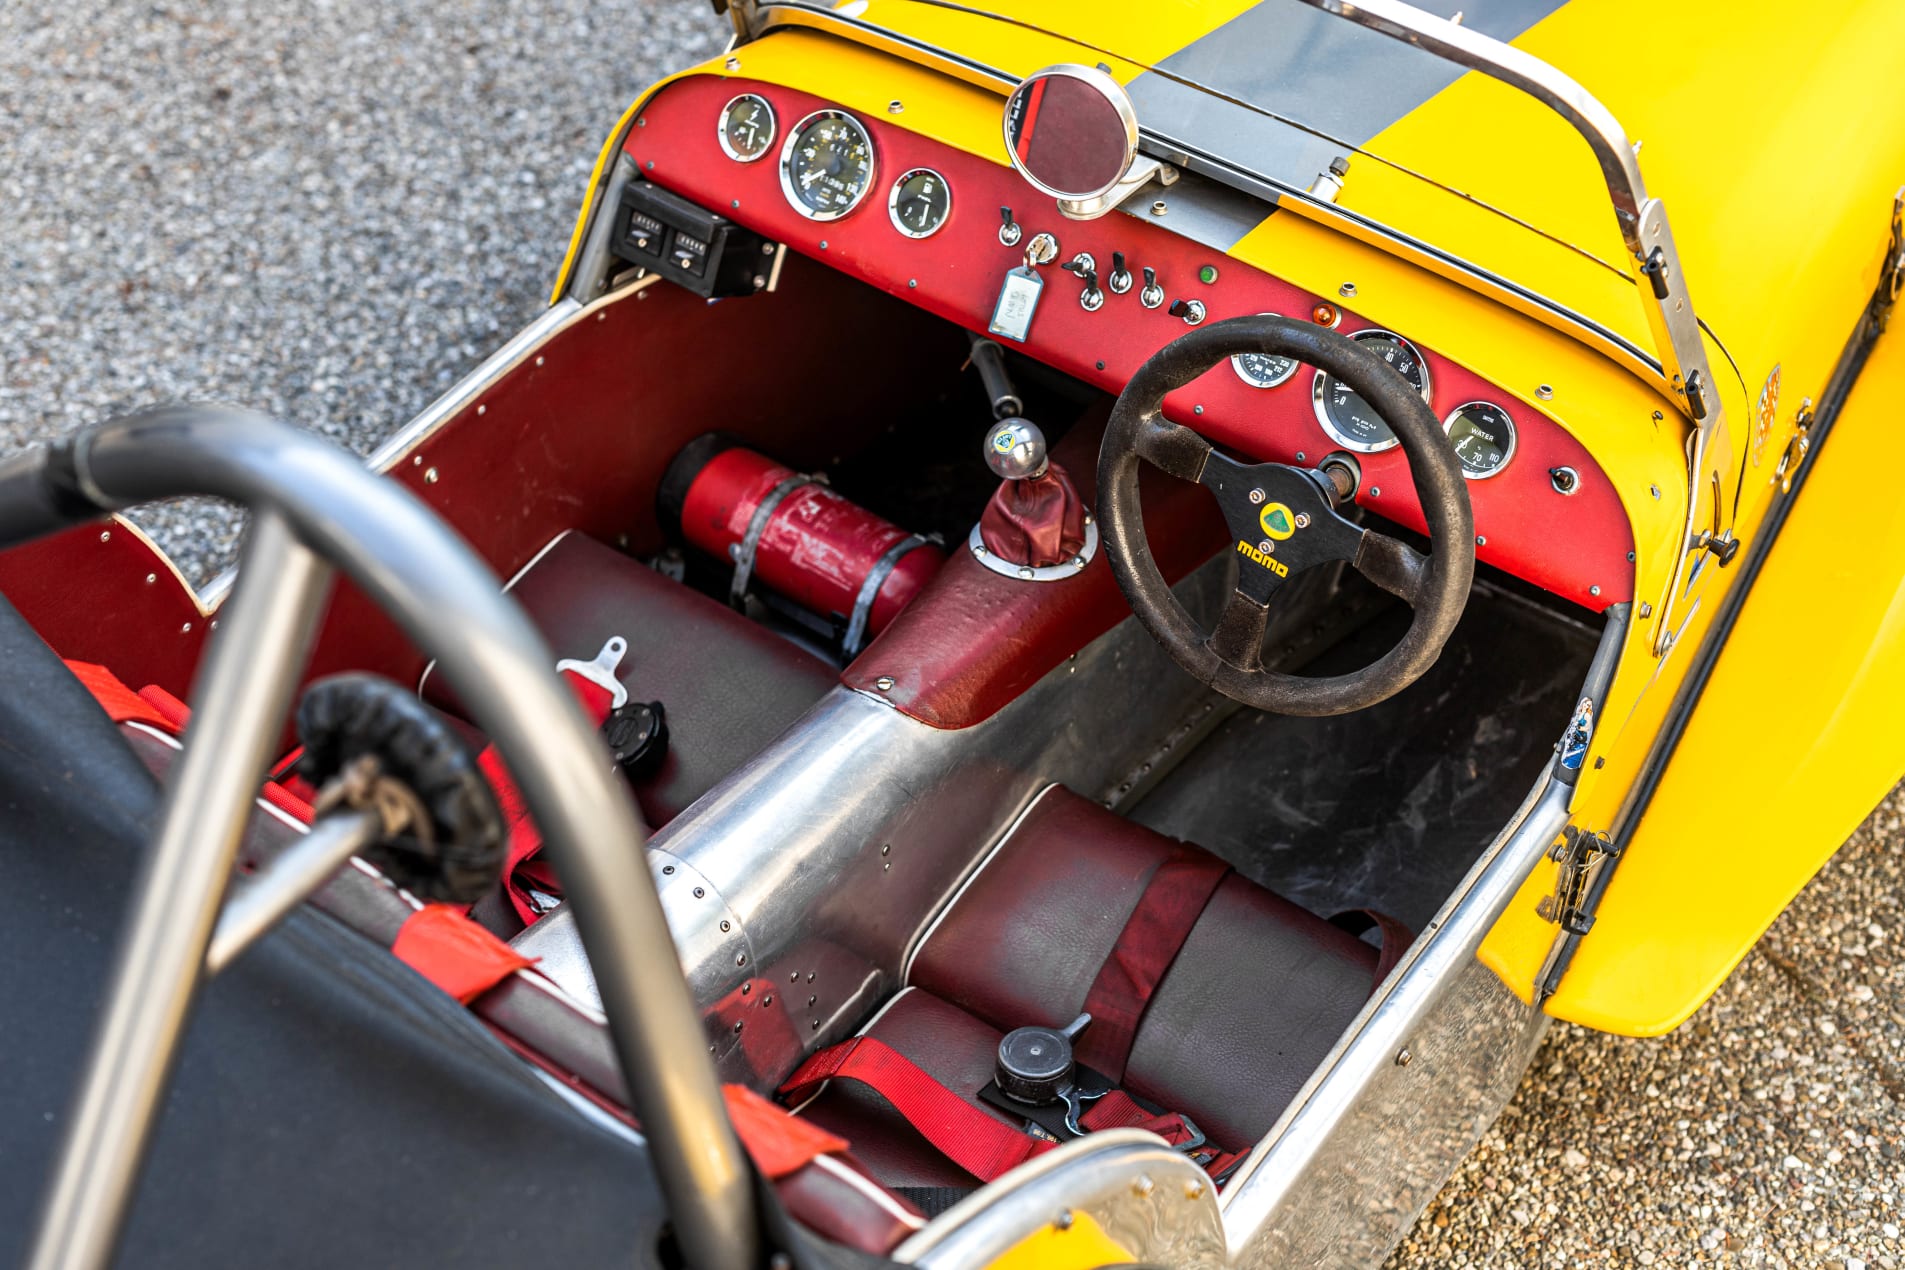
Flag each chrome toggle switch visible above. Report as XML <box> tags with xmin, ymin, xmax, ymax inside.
<box><xmin>1108</xmin><ymin>251</ymin><xmax>1133</xmax><ymax>295</ymax></box>
<box><xmin>1140</xmin><ymin>265</ymin><xmax>1164</xmax><ymax>309</ymax></box>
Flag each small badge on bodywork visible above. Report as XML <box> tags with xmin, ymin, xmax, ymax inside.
<box><xmin>1559</xmin><ymin>696</ymin><xmax>1595</xmax><ymax>772</ymax></box>
<box><xmin>989</xmin><ymin>265</ymin><xmax>1043</xmax><ymax>343</ymax></box>
<box><xmin>1752</xmin><ymin>363</ymin><xmax>1781</xmax><ymax>467</ymax></box>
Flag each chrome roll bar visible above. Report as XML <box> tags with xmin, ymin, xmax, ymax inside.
<box><xmin>1293</xmin><ymin>0</ymin><xmax>1727</xmax><ymax>653</ymax></box>
<box><xmin>1294</xmin><ymin>0</ymin><xmax>1723</xmax><ymax>437</ymax></box>
<box><xmin>0</xmin><ymin>408</ymin><xmax>757</xmax><ymax>1270</ymax></box>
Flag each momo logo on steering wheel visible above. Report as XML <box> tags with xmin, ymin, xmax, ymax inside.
<box><xmin>1259</xmin><ymin>501</ymin><xmax>1298</xmax><ymax>541</ymax></box>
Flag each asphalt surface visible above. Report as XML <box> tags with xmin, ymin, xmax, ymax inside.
<box><xmin>4</xmin><ymin>4</ymin><xmax>1899</xmax><ymax>1267</ymax></box>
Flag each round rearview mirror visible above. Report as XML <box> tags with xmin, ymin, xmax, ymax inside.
<box><xmin>1002</xmin><ymin>64</ymin><xmax>1139</xmax><ymax>202</ymax></box>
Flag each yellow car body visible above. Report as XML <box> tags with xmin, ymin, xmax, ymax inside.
<box><xmin>559</xmin><ymin>0</ymin><xmax>1905</xmax><ymax>1043</ymax></box>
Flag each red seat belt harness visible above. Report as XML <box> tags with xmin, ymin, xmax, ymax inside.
<box><xmin>473</xmin><ymin>634</ymin><xmax>667</xmax><ymax>925</ymax></box>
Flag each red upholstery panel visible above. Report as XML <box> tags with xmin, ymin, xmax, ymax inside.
<box><xmin>910</xmin><ymin>788</ymin><xmax>1173</xmax><ymax>1029</ymax></box>
<box><xmin>424</xmin><ymin>532</ymin><xmax>836</xmax><ymax>827</ymax></box>
<box><xmin>908</xmin><ymin>787</ymin><xmax>1381</xmax><ymax>1146</ymax></box>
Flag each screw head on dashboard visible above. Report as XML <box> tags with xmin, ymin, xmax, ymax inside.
<box><xmin>1151</xmin><ymin>200</ymin><xmax>1169</xmax><ymax>215</ymax></box>
<box><xmin>1338</xmin><ymin>282</ymin><xmax>1357</xmax><ymax>298</ymax></box>
<box><xmin>1536</xmin><ymin>383</ymin><xmax>1555</xmax><ymax>400</ymax></box>
<box><xmin>887</xmin><ymin>99</ymin><xmax>904</xmax><ymax>114</ymax></box>
<box><xmin>874</xmin><ymin>676</ymin><xmax>895</xmax><ymax>692</ymax></box>
<box><xmin>724</xmin><ymin>56</ymin><xmax>741</xmax><ymax>72</ymax></box>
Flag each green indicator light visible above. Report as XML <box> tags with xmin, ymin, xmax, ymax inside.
<box><xmin>1198</xmin><ymin>264</ymin><xmax>1219</xmax><ymax>285</ymax></box>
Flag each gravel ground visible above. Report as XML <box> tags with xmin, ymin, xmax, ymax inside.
<box><xmin>4</xmin><ymin>4</ymin><xmax>1898</xmax><ymax>1267</ymax></box>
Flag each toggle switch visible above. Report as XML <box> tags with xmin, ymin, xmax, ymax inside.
<box><xmin>1140</xmin><ymin>266</ymin><xmax>1164</xmax><ymax>309</ymax></box>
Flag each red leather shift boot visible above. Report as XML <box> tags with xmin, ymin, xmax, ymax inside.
<box><xmin>977</xmin><ymin>461</ymin><xmax>1088</xmax><ymax>568</ymax></box>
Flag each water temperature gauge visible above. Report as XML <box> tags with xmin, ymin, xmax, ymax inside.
<box><xmin>1442</xmin><ymin>401</ymin><xmax>1518</xmax><ymax>479</ymax></box>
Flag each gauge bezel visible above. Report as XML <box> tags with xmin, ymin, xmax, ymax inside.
<box><xmin>779</xmin><ymin>108</ymin><xmax>876</xmax><ymax>222</ymax></box>
<box><xmin>717</xmin><ymin>93</ymin><xmax>777</xmax><ymax>163</ymax></box>
<box><xmin>1310</xmin><ymin>328</ymin><xmax>1433</xmax><ymax>454</ymax></box>
<box><xmin>1440</xmin><ymin>399</ymin><xmax>1518</xmax><ymax>480</ymax></box>
<box><xmin>887</xmin><ymin>166</ymin><xmax>952</xmax><ymax>239</ymax></box>
<box><xmin>1229</xmin><ymin>313</ymin><xmax>1301</xmax><ymax>389</ymax></box>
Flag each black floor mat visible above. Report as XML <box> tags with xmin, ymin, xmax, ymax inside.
<box><xmin>1129</xmin><ymin>581</ymin><xmax>1599</xmax><ymax>933</ymax></box>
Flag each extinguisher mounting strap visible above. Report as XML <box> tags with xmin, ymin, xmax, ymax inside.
<box><xmin>842</xmin><ymin>532</ymin><xmax>936</xmax><ymax>659</ymax></box>
<box><xmin>729</xmin><ymin>472</ymin><xmax>823</xmax><ymax>608</ymax></box>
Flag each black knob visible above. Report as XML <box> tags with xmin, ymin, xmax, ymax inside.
<box><xmin>1000</xmin><ymin>205</ymin><xmax>1014</xmax><ymax>226</ymax></box>
<box><xmin>1113</xmin><ymin>251</ymin><xmax>1127</xmax><ymax>275</ymax></box>
<box><xmin>1063</xmin><ymin>262</ymin><xmax>1099</xmax><ymax>290</ymax></box>
<box><xmin>995</xmin><ymin>1013</ymin><xmax>1092</xmax><ymax>1105</ymax></box>
<box><xmin>1168</xmin><ymin>299</ymin><xmax>1190</xmax><ymax>317</ymax></box>
<box><xmin>1143</xmin><ymin>266</ymin><xmax>1157</xmax><ymax>288</ymax></box>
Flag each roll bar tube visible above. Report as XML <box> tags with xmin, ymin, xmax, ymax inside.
<box><xmin>1</xmin><ymin>407</ymin><xmax>758</xmax><ymax>1270</ymax></box>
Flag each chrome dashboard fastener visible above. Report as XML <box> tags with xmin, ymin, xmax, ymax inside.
<box><xmin>887</xmin><ymin>99</ymin><xmax>904</xmax><ymax>114</ymax></box>
<box><xmin>1536</xmin><ymin>383</ymin><xmax>1555</xmax><ymax>400</ymax></box>
<box><xmin>1339</xmin><ymin>282</ymin><xmax>1357</xmax><ymax>298</ymax></box>
<box><xmin>873</xmin><ymin>676</ymin><xmax>895</xmax><ymax>692</ymax></box>
<box><xmin>1396</xmin><ymin>1047</ymin><xmax>1413</xmax><ymax>1066</ymax></box>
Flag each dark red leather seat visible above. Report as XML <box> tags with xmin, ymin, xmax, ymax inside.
<box><xmin>424</xmin><ymin>531</ymin><xmax>837</xmax><ymax>829</ymax></box>
<box><xmin>796</xmin><ymin>785</ymin><xmax>1394</xmax><ymax>1191</ymax></box>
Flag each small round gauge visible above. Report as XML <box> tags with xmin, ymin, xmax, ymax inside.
<box><xmin>1311</xmin><ymin>329</ymin><xmax>1432</xmax><ymax>453</ymax></box>
<box><xmin>1230</xmin><ymin>314</ymin><xmax>1301</xmax><ymax>389</ymax></box>
<box><xmin>888</xmin><ymin>167</ymin><xmax>952</xmax><ymax>238</ymax></box>
<box><xmin>779</xmin><ymin>109</ymin><xmax>876</xmax><ymax>222</ymax></box>
<box><xmin>1442</xmin><ymin>401</ymin><xmax>1518</xmax><ymax>479</ymax></box>
<box><xmin>718</xmin><ymin>93</ymin><xmax>776</xmax><ymax>163</ymax></box>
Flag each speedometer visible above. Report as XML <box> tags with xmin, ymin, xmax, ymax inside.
<box><xmin>779</xmin><ymin>109</ymin><xmax>875</xmax><ymax>222</ymax></box>
<box><xmin>1311</xmin><ymin>329</ymin><xmax>1432</xmax><ymax>453</ymax></box>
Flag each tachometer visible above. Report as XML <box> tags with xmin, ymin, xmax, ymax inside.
<box><xmin>779</xmin><ymin>109</ymin><xmax>875</xmax><ymax>222</ymax></box>
<box><xmin>1442</xmin><ymin>401</ymin><xmax>1518</xmax><ymax>479</ymax></box>
<box><xmin>1230</xmin><ymin>314</ymin><xmax>1301</xmax><ymax>388</ymax></box>
<box><xmin>888</xmin><ymin>167</ymin><xmax>952</xmax><ymax>238</ymax></box>
<box><xmin>718</xmin><ymin>93</ymin><xmax>776</xmax><ymax>163</ymax></box>
<box><xmin>1311</xmin><ymin>329</ymin><xmax>1432</xmax><ymax>453</ymax></box>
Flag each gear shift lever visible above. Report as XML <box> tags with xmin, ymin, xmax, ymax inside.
<box><xmin>970</xmin><ymin>337</ymin><xmax>1090</xmax><ymax>575</ymax></box>
<box><xmin>986</xmin><ymin>418</ymin><xmax>1049</xmax><ymax>482</ymax></box>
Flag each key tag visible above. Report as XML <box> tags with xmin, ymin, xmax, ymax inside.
<box><xmin>989</xmin><ymin>263</ymin><xmax>1043</xmax><ymax>343</ymax></box>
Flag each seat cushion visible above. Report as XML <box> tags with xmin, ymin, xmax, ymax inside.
<box><xmin>906</xmin><ymin>785</ymin><xmax>1385</xmax><ymax>1149</ymax></box>
<box><xmin>425</xmin><ymin>531</ymin><xmax>836</xmax><ymax>828</ymax></box>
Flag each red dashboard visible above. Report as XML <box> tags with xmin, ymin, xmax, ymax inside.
<box><xmin>626</xmin><ymin>74</ymin><xmax>1634</xmax><ymax>608</ymax></box>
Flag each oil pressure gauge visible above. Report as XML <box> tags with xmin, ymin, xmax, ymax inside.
<box><xmin>1442</xmin><ymin>401</ymin><xmax>1518</xmax><ymax>479</ymax></box>
<box><xmin>888</xmin><ymin>167</ymin><xmax>952</xmax><ymax>238</ymax></box>
<box><xmin>718</xmin><ymin>93</ymin><xmax>776</xmax><ymax>163</ymax></box>
<box><xmin>1230</xmin><ymin>313</ymin><xmax>1301</xmax><ymax>388</ymax></box>
<box><xmin>780</xmin><ymin>109</ymin><xmax>876</xmax><ymax>221</ymax></box>
<box><xmin>1312</xmin><ymin>329</ymin><xmax>1432</xmax><ymax>453</ymax></box>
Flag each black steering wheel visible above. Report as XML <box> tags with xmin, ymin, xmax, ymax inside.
<box><xmin>1097</xmin><ymin>315</ymin><xmax>1475</xmax><ymax>716</ymax></box>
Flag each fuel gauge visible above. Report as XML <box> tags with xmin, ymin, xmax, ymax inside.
<box><xmin>888</xmin><ymin>167</ymin><xmax>952</xmax><ymax>238</ymax></box>
<box><xmin>1442</xmin><ymin>401</ymin><xmax>1518</xmax><ymax>479</ymax></box>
